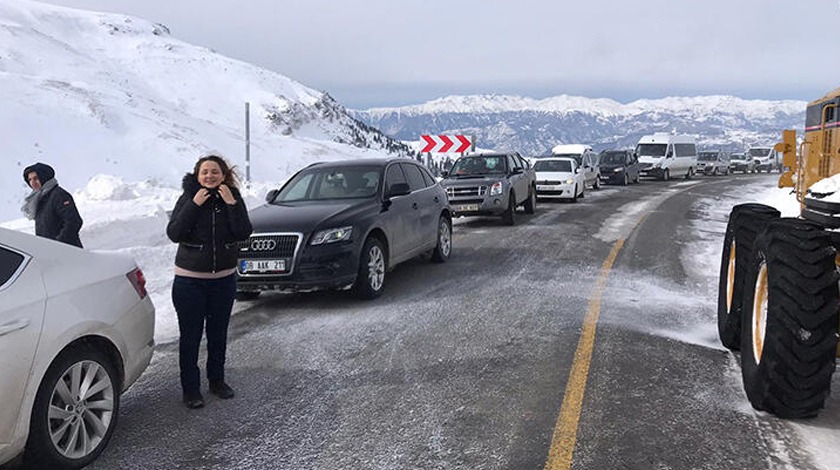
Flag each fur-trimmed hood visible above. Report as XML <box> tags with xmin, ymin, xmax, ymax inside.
<box><xmin>181</xmin><ymin>173</ymin><xmax>243</xmax><ymax>199</ymax></box>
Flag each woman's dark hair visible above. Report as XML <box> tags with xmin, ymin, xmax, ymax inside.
<box><xmin>193</xmin><ymin>154</ymin><xmax>241</xmax><ymax>190</ymax></box>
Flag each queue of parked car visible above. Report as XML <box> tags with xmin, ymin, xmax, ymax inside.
<box><xmin>0</xmin><ymin>137</ymin><xmax>785</xmax><ymax>468</ymax></box>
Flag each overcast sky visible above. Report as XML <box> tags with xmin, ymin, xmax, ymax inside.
<box><xmin>38</xmin><ymin>0</ymin><xmax>840</xmax><ymax>109</ymax></box>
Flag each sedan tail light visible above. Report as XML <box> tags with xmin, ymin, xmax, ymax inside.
<box><xmin>126</xmin><ymin>267</ymin><xmax>147</xmax><ymax>299</ymax></box>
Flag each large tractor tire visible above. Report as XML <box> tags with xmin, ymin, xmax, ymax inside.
<box><xmin>717</xmin><ymin>204</ymin><xmax>780</xmax><ymax>350</ymax></box>
<box><xmin>739</xmin><ymin>218</ymin><xmax>839</xmax><ymax>418</ymax></box>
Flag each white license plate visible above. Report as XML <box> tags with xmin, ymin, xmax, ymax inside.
<box><xmin>240</xmin><ymin>259</ymin><xmax>286</xmax><ymax>273</ymax></box>
<box><xmin>537</xmin><ymin>185</ymin><xmax>562</xmax><ymax>191</ymax></box>
<box><xmin>453</xmin><ymin>204</ymin><xmax>480</xmax><ymax>212</ymax></box>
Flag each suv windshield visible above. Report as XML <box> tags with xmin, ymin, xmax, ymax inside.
<box><xmin>698</xmin><ymin>152</ymin><xmax>718</xmax><ymax>161</ymax></box>
<box><xmin>731</xmin><ymin>153</ymin><xmax>746</xmax><ymax>161</ymax></box>
<box><xmin>533</xmin><ymin>160</ymin><xmax>572</xmax><ymax>172</ymax></box>
<box><xmin>273</xmin><ymin>165</ymin><xmax>381</xmax><ymax>203</ymax></box>
<box><xmin>450</xmin><ymin>156</ymin><xmax>508</xmax><ymax>176</ymax></box>
<box><xmin>599</xmin><ymin>152</ymin><xmax>626</xmax><ymax>164</ymax></box>
<box><xmin>636</xmin><ymin>143</ymin><xmax>667</xmax><ymax>157</ymax></box>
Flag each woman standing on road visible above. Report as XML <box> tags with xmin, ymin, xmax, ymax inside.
<box><xmin>166</xmin><ymin>154</ymin><xmax>252</xmax><ymax>409</ymax></box>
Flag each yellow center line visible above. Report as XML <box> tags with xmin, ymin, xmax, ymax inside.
<box><xmin>543</xmin><ymin>238</ymin><xmax>626</xmax><ymax>470</ymax></box>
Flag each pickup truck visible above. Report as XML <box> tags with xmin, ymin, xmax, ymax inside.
<box><xmin>440</xmin><ymin>152</ymin><xmax>537</xmax><ymax>225</ymax></box>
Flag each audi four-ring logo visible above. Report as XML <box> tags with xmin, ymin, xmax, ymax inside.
<box><xmin>250</xmin><ymin>239</ymin><xmax>277</xmax><ymax>251</ymax></box>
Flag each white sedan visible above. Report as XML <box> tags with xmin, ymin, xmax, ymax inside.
<box><xmin>0</xmin><ymin>227</ymin><xmax>155</xmax><ymax>469</ymax></box>
<box><xmin>533</xmin><ymin>157</ymin><xmax>586</xmax><ymax>201</ymax></box>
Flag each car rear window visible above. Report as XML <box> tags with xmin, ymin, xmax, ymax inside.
<box><xmin>0</xmin><ymin>246</ymin><xmax>25</xmax><ymax>288</ymax></box>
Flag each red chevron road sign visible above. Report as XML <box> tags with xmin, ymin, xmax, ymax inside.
<box><xmin>420</xmin><ymin>135</ymin><xmax>472</xmax><ymax>153</ymax></box>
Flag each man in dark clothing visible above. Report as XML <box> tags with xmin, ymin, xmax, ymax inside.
<box><xmin>21</xmin><ymin>162</ymin><xmax>84</xmax><ymax>248</ymax></box>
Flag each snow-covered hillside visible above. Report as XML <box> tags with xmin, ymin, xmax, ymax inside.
<box><xmin>353</xmin><ymin>94</ymin><xmax>808</xmax><ymax>156</ymax></box>
<box><xmin>0</xmin><ymin>0</ymin><xmax>412</xmax><ymax>222</ymax></box>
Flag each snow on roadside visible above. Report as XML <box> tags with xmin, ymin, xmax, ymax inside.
<box><xmin>1</xmin><ymin>174</ymin><xmax>282</xmax><ymax>343</ymax></box>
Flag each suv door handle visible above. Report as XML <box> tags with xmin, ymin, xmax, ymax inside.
<box><xmin>0</xmin><ymin>319</ymin><xmax>30</xmax><ymax>337</ymax></box>
<box><xmin>412</xmin><ymin>202</ymin><xmax>418</xmax><ymax>210</ymax></box>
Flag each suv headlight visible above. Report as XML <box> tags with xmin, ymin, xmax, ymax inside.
<box><xmin>490</xmin><ymin>181</ymin><xmax>504</xmax><ymax>196</ymax></box>
<box><xmin>613</xmin><ymin>167</ymin><xmax>624</xmax><ymax>172</ymax></box>
<box><xmin>311</xmin><ymin>226</ymin><xmax>353</xmax><ymax>245</ymax></box>
<box><xmin>565</xmin><ymin>179</ymin><xmax>574</xmax><ymax>185</ymax></box>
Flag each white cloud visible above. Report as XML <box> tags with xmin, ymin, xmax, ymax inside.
<box><xmin>35</xmin><ymin>0</ymin><xmax>840</xmax><ymax>107</ymax></box>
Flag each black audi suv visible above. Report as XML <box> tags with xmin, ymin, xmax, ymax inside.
<box><xmin>236</xmin><ymin>157</ymin><xmax>452</xmax><ymax>299</ymax></box>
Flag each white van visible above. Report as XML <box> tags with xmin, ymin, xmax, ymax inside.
<box><xmin>550</xmin><ymin>143</ymin><xmax>601</xmax><ymax>189</ymax></box>
<box><xmin>746</xmin><ymin>146</ymin><xmax>778</xmax><ymax>173</ymax></box>
<box><xmin>636</xmin><ymin>132</ymin><xmax>698</xmax><ymax>180</ymax></box>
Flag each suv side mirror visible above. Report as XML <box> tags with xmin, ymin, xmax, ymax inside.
<box><xmin>441</xmin><ymin>170</ymin><xmax>449</xmax><ymax>177</ymax></box>
<box><xmin>386</xmin><ymin>182</ymin><xmax>411</xmax><ymax>198</ymax></box>
<box><xmin>265</xmin><ymin>189</ymin><xmax>279</xmax><ymax>203</ymax></box>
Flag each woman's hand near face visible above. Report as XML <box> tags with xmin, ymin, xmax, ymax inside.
<box><xmin>218</xmin><ymin>184</ymin><xmax>237</xmax><ymax>205</ymax></box>
<box><xmin>192</xmin><ymin>188</ymin><xmax>211</xmax><ymax>206</ymax></box>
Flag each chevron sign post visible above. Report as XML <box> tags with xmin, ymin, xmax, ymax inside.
<box><xmin>420</xmin><ymin>135</ymin><xmax>473</xmax><ymax>153</ymax></box>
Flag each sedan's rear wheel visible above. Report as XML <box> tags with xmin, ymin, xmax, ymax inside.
<box><xmin>26</xmin><ymin>346</ymin><xmax>120</xmax><ymax>469</ymax></box>
<box><xmin>430</xmin><ymin>216</ymin><xmax>452</xmax><ymax>263</ymax></box>
<box><xmin>351</xmin><ymin>237</ymin><xmax>386</xmax><ymax>299</ymax></box>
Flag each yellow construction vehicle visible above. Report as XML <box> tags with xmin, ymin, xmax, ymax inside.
<box><xmin>717</xmin><ymin>86</ymin><xmax>840</xmax><ymax>418</ymax></box>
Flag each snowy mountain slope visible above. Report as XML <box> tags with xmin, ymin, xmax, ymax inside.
<box><xmin>0</xmin><ymin>0</ymin><xmax>412</xmax><ymax>222</ymax></box>
<box><xmin>353</xmin><ymin>94</ymin><xmax>807</xmax><ymax>156</ymax></box>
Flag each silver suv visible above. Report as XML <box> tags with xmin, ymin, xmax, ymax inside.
<box><xmin>441</xmin><ymin>152</ymin><xmax>537</xmax><ymax>226</ymax></box>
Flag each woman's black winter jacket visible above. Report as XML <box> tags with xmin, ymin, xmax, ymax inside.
<box><xmin>166</xmin><ymin>174</ymin><xmax>253</xmax><ymax>273</ymax></box>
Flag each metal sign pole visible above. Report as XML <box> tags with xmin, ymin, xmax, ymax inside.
<box><xmin>245</xmin><ymin>102</ymin><xmax>251</xmax><ymax>185</ymax></box>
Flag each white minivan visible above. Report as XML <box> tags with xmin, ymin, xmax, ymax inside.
<box><xmin>636</xmin><ymin>132</ymin><xmax>698</xmax><ymax>180</ymax></box>
<box><xmin>550</xmin><ymin>143</ymin><xmax>601</xmax><ymax>190</ymax></box>
<box><xmin>746</xmin><ymin>146</ymin><xmax>778</xmax><ymax>173</ymax></box>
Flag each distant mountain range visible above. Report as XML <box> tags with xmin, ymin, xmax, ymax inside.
<box><xmin>351</xmin><ymin>94</ymin><xmax>807</xmax><ymax>156</ymax></box>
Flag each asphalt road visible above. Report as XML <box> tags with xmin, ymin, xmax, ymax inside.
<box><xmin>71</xmin><ymin>173</ymin><xmax>836</xmax><ymax>470</ymax></box>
